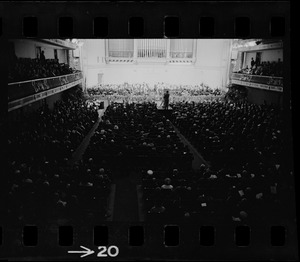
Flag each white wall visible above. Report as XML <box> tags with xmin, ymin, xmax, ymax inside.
<box><xmin>195</xmin><ymin>39</ymin><xmax>224</xmax><ymax>67</ymax></box>
<box><xmin>13</xmin><ymin>39</ymin><xmax>37</xmax><ymax>59</ymax></box>
<box><xmin>89</xmin><ymin>64</ymin><xmax>224</xmax><ymax>88</ymax></box>
<box><xmin>57</xmin><ymin>49</ymin><xmax>67</xmax><ymax>63</ymax></box>
<box><xmin>261</xmin><ymin>49</ymin><xmax>283</xmax><ymax>62</ymax></box>
<box><xmin>81</xmin><ymin>39</ymin><xmax>106</xmax><ymax>66</ymax></box>
<box><xmin>81</xmin><ymin>39</ymin><xmax>232</xmax><ymax>89</ymax></box>
<box><xmin>245</xmin><ymin>49</ymin><xmax>283</xmax><ymax>68</ymax></box>
<box><xmin>43</xmin><ymin>47</ymin><xmax>54</xmax><ymax>60</ymax></box>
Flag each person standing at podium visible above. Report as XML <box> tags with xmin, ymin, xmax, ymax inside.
<box><xmin>163</xmin><ymin>90</ymin><xmax>170</xmax><ymax>110</ymax></box>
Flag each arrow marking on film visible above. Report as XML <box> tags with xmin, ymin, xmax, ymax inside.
<box><xmin>68</xmin><ymin>246</ymin><xmax>95</xmax><ymax>258</ymax></box>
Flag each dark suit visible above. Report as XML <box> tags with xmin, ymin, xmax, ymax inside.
<box><xmin>164</xmin><ymin>93</ymin><xmax>169</xmax><ymax>109</ymax></box>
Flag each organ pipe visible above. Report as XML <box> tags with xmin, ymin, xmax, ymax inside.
<box><xmin>147</xmin><ymin>39</ymin><xmax>149</xmax><ymax>57</ymax></box>
<box><xmin>106</xmin><ymin>38</ymin><xmax>197</xmax><ymax>59</ymax></box>
<box><xmin>146</xmin><ymin>39</ymin><xmax>148</xmax><ymax>57</ymax></box>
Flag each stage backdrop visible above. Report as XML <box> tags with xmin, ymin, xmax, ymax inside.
<box><xmin>81</xmin><ymin>39</ymin><xmax>232</xmax><ymax>89</ymax></box>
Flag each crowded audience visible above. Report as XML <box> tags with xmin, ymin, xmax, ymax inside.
<box><xmin>153</xmin><ymin>99</ymin><xmax>293</xmax><ymax>223</ymax></box>
<box><xmin>224</xmin><ymin>85</ymin><xmax>248</xmax><ymax>102</ymax></box>
<box><xmin>8</xmin><ymin>57</ymin><xmax>76</xmax><ymax>82</ymax></box>
<box><xmin>83</xmin><ymin>102</ymin><xmax>193</xmax><ymax>172</ymax></box>
<box><xmin>7</xmin><ymin>79</ymin><xmax>292</xmax><ymax>227</ymax></box>
<box><xmin>235</xmin><ymin>59</ymin><xmax>283</xmax><ymax>77</ymax></box>
<box><xmin>7</xmin><ymin>88</ymin><xmax>111</xmax><ymax>225</ymax></box>
<box><xmin>142</xmin><ymin>162</ymin><xmax>294</xmax><ymax>224</ymax></box>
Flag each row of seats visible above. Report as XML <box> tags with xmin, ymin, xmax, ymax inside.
<box><xmin>83</xmin><ymin>102</ymin><xmax>193</xmax><ymax>174</ymax></box>
<box><xmin>143</xmin><ymin>99</ymin><xmax>293</xmax><ymax>224</ymax></box>
<box><xmin>235</xmin><ymin>60</ymin><xmax>283</xmax><ymax>77</ymax></box>
<box><xmin>7</xmin><ymin>84</ymin><xmax>293</xmax><ymax>227</ymax></box>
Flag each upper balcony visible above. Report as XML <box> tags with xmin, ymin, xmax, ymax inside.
<box><xmin>39</xmin><ymin>39</ymin><xmax>78</xmax><ymax>50</ymax></box>
<box><xmin>8</xmin><ymin>72</ymin><xmax>83</xmax><ymax>112</ymax></box>
<box><xmin>230</xmin><ymin>72</ymin><xmax>283</xmax><ymax>92</ymax></box>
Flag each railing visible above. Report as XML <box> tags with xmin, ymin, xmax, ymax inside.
<box><xmin>8</xmin><ymin>72</ymin><xmax>83</xmax><ymax>112</ymax></box>
<box><xmin>8</xmin><ymin>72</ymin><xmax>83</xmax><ymax>102</ymax></box>
<box><xmin>231</xmin><ymin>72</ymin><xmax>283</xmax><ymax>92</ymax></box>
<box><xmin>168</xmin><ymin>58</ymin><xmax>195</xmax><ymax>64</ymax></box>
<box><xmin>41</xmin><ymin>39</ymin><xmax>78</xmax><ymax>50</ymax></box>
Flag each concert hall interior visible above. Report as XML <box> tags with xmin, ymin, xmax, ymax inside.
<box><xmin>6</xmin><ymin>38</ymin><xmax>295</xmax><ymax>256</ymax></box>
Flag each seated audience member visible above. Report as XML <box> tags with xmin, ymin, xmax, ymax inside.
<box><xmin>161</xmin><ymin>178</ymin><xmax>173</xmax><ymax>190</ymax></box>
<box><xmin>8</xmin><ymin>57</ymin><xmax>75</xmax><ymax>82</ymax></box>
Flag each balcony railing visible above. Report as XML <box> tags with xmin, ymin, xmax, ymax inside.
<box><xmin>8</xmin><ymin>72</ymin><xmax>83</xmax><ymax>112</ymax></box>
<box><xmin>231</xmin><ymin>72</ymin><xmax>283</xmax><ymax>92</ymax></box>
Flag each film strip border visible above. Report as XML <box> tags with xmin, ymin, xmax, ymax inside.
<box><xmin>0</xmin><ymin>2</ymin><xmax>289</xmax><ymax>38</ymax></box>
<box><xmin>1</xmin><ymin>222</ymin><xmax>297</xmax><ymax>260</ymax></box>
<box><xmin>1</xmin><ymin>1</ymin><xmax>295</xmax><ymax>261</ymax></box>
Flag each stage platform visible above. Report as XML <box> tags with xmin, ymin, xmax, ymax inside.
<box><xmin>153</xmin><ymin>100</ymin><xmax>172</xmax><ymax>118</ymax></box>
<box><xmin>157</xmin><ymin>106</ymin><xmax>173</xmax><ymax>118</ymax></box>
<box><xmin>155</xmin><ymin>101</ymin><xmax>171</xmax><ymax>109</ymax></box>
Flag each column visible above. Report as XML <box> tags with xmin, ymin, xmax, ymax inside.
<box><xmin>147</xmin><ymin>39</ymin><xmax>149</xmax><ymax>58</ymax></box>
<box><xmin>225</xmin><ymin>40</ymin><xmax>233</xmax><ymax>87</ymax></box>
<box><xmin>105</xmin><ymin>39</ymin><xmax>109</xmax><ymax>61</ymax></box>
<box><xmin>133</xmin><ymin>39</ymin><xmax>138</xmax><ymax>60</ymax></box>
<box><xmin>166</xmin><ymin>39</ymin><xmax>170</xmax><ymax>59</ymax></box>
<box><xmin>142</xmin><ymin>39</ymin><xmax>145</xmax><ymax>57</ymax></box>
<box><xmin>193</xmin><ymin>39</ymin><xmax>197</xmax><ymax>62</ymax></box>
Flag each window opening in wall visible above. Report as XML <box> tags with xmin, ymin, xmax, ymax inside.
<box><xmin>54</xmin><ymin>49</ymin><xmax>58</xmax><ymax>60</ymax></box>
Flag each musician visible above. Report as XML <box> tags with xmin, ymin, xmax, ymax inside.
<box><xmin>163</xmin><ymin>90</ymin><xmax>170</xmax><ymax>110</ymax></box>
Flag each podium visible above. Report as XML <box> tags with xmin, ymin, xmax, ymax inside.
<box><xmin>157</xmin><ymin>106</ymin><xmax>173</xmax><ymax>118</ymax></box>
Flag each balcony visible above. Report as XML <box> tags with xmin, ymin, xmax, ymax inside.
<box><xmin>230</xmin><ymin>73</ymin><xmax>283</xmax><ymax>92</ymax></box>
<box><xmin>40</xmin><ymin>39</ymin><xmax>78</xmax><ymax>50</ymax></box>
<box><xmin>8</xmin><ymin>72</ymin><xmax>83</xmax><ymax>112</ymax></box>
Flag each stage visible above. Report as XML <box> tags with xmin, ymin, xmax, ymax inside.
<box><xmin>155</xmin><ymin>101</ymin><xmax>173</xmax><ymax>118</ymax></box>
